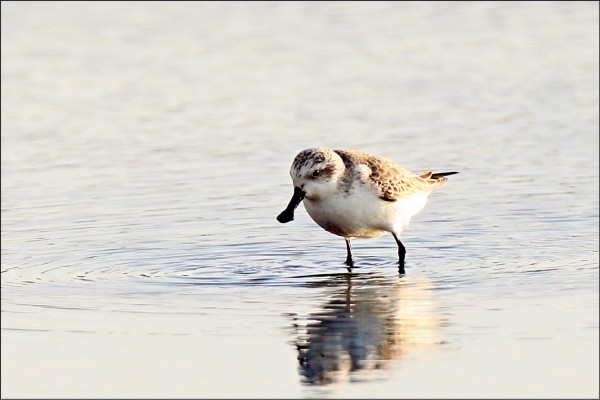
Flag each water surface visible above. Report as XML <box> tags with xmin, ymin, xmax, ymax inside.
<box><xmin>1</xmin><ymin>2</ymin><xmax>598</xmax><ymax>398</ymax></box>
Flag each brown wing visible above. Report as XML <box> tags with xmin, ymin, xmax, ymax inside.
<box><xmin>375</xmin><ymin>169</ymin><xmax>449</xmax><ymax>201</ymax></box>
<box><xmin>334</xmin><ymin>150</ymin><xmax>449</xmax><ymax>201</ymax></box>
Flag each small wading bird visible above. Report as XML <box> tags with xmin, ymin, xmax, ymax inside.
<box><xmin>277</xmin><ymin>147</ymin><xmax>457</xmax><ymax>273</ymax></box>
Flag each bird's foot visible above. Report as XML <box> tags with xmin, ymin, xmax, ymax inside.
<box><xmin>398</xmin><ymin>261</ymin><xmax>405</xmax><ymax>275</ymax></box>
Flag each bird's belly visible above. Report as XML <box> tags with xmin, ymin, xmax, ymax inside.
<box><xmin>303</xmin><ymin>195</ymin><xmax>394</xmax><ymax>238</ymax></box>
<box><xmin>303</xmin><ymin>191</ymin><xmax>430</xmax><ymax>238</ymax></box>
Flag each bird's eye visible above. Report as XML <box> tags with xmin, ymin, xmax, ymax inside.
<box><xmin>312</xmin><ymin>170</ymin><xmax>321</xmax><ymax>178</ymax></box>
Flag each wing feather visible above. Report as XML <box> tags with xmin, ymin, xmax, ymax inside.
<box><xmin>334</xmin><ymin>150</ymin><xmax>450</xmax><ymax>201</ymax></box>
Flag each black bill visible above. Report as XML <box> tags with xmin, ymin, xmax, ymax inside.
<box><xmin>276</xmin><ymin>186</ymin><xmax>305</xmax><ymax>223</ymax></box>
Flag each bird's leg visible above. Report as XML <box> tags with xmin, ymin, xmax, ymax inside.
<box><xmin>392</xmin><ymin>233</ymin><xmax>406</xmax><ymax>274</ymax></box>
<box><xmin>344</xmin><ymin>237</ymin><xmax>354</xmax><ymax>268</ymax></box>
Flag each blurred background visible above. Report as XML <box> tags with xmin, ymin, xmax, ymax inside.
<box><xmin>2</xmin><ymin>1</ymin><xmax>598</xmax><ymax>398</ymax></box>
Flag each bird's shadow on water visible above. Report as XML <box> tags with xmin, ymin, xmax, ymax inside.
<box><xmin>285</xmin><ymin>270</ymin><xmax>447</xmax><ymax>387</ymax></box>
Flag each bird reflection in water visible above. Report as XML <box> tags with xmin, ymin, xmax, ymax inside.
<box><xmin>291</xmin><ymin>273</ymin><xmax>444</xmax><ymax>386</ymax></box>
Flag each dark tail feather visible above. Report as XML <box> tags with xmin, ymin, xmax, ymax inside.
<box><xmin>431</xmin><ymin>171</ymin><xmax>459</xmax><ymax>179</ymax></box>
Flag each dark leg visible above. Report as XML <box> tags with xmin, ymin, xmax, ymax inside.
<box><xmin>344</xmin><ymin>237</ymin><xmax>354</xmax><ymax>268</ymax></box>
<box><xmin>392</xmin><ymin>233</ymin><xmax>406</xmax><ymax>274</ymax></box>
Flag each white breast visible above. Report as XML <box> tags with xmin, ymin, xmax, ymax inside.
<box><xmin>303</xmin><ymin>187</ymin><xmax>431</xmax><ymax>238</ymax></box>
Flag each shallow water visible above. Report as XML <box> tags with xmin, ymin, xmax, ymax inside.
<box><xmin>1</xmin><ymin>2</ymin><xmax>598</xmax><ymax>398</ymax></box>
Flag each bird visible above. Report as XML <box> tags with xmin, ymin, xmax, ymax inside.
<box><xmin>276</xmin><ymin>147</ymin><xmax>457</xmax><ymax>273</ymax></box>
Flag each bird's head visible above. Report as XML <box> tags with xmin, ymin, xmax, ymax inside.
<box><xmin>277</xmin><ymin>148</ymin><xmax>345</xmax><ymax>223</ymax></box>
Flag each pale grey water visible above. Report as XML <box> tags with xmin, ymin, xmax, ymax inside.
<box><xmin>1</xmin><ymin>2</ymin><xmax>598</xmax><ymax>398</ymax></box>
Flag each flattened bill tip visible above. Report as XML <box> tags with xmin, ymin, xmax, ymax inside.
<box><xmin>276</xmin><ymin>210</ymin><xmax>294</xmax><ymax>223</ymax></box>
